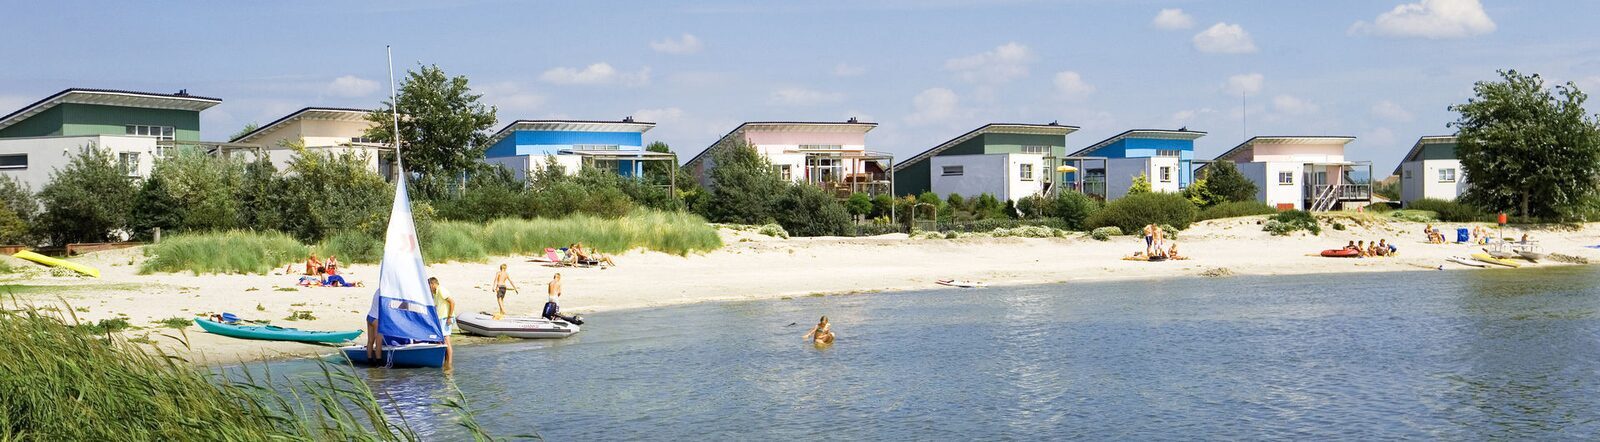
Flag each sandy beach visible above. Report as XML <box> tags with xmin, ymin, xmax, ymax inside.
<box><xmin>8</xmin><ymin>215</ymin><xmax>1598</xmax><ymax>364</ymax></box>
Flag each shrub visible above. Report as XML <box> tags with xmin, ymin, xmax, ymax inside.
<box><xmin>0</xmin><ymin>176</ymin><xmax>36</xmax><ymax>245</ymax></box>
<box><xmin>1182</xmin><ymin>177</ymin><xmax>1221</xmax><ymax>208</ymax></box>
<box><xmin>1128</xmin><ymin>173</ymin><xmax>1152</xmax><ymax>195</ymax></box>
<box><xmin>773</xmin><ymin>184</ymin><xmax>851</xmax><ymax>237</ymax></box>
<box><xmin>845</xmin><ymin>193</ymin><xmax>873</xmax><ymax>218</ymax></box>
<box><xmin>276</xmin><ymin>150</ymin><xmax>392</xmax><ymax>242</ymax></box>
<box><xmin>1196</xmin><ymin>201</ymin><xmax>1277</xmax><ymax>221</ymax></box>
<box><xmin>1332</xmin><ymin>222</ymin><xmax>1346</xmax><ymax>230</ymax></box>
<box><xmin>141</xmin><ymin>230</ymin><xmax>308</xmax><ymax>275</ymax></box>
<box><xmin>701</xmin><ymin>141</ymin><xmax>787</xmax><ymax>225</ymax></box>
<box><xmin>1365</xmin><ymin>202</ymin><xmax>1398</xmax><ymax>213</ymax></box>
<box><xmin>1203</xmin><ymin>160</ymin><xmax>1258</xmax><ymax>203</ymax></box>
<box><xmin>935</xmin><ymin>218</ymin><xmax>1070</xmax><ymax>233</ymax></box>
<box><xmin>757</xmin><ymin>223</ymin><xmax>789</xmax><ymax>238</ymax></box>
<box><xmin>317</xmin><ymin>230</ymin><xmax>382</xmax><ymax>264</ymax></box>
<box><xmin>1051</xmin><ymin>192</ymin><xmax>1100</xmax><ymax>230</ymax></box>
<box><xmin>1407</xmin><ymin>198</ymin><xmax>1486</xmax><ymax>222</ymax></box>
<box><xmin>1264</xmin><ymin>210</ymin><xmax>1321</xmax><ymax>236</ymax></box>
<box><xmin>972</xmin><ymin>193</ymin><xmax>1004</xmax><ymax>219</ymax></box>
<box><xmin>1159</xmin><ymin>224</ymin><xmax>1179</xmax><ymax>240</ymax></box>
<box><xmin>1389</xmin><ymin>209</ymin><xmax>1438</xmax><ymax>223</ymax></box>
<box><xmin>1085</xmin><ymin>192</ymin><xmax>1198</xmax><ymax>233</ymax></box>
<box><xmin>138</xmin><ymin>149</ymin><xmax>246</xmax><ymax>234</ymax></box>
<box><xmin>1090</xmin><ymin>226</ymin><xmax>1122</xmax><ymax>241</ymax></box>
<box><xmin>36</xmin><ymin>148</ymin><xmax>136</xmax><ymax>245</ymax></box>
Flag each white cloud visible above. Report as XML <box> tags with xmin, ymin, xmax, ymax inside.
<box><xmin>478</xmin><ymin>82</ymin><xmax>546</xmax><ymax>113</ymax></box>
<box><xmin>1052</xmin><ymin>71</ymin><xmax>1095</xmax><ymax>100</ymax></box>
<box><xmin>633</xmin><ymin>107</ymin><xmax>684</xmax><ymax>123</ymax></box>
<box><xmin>1152</xmin><ymin>9</ymin><xmax>1194</xmax><ymax>30</ymax></box>
<box><xmin>769</xmin><ymin>87</ymin><xmax>846</xmax><ymax>106</ymax></box>
<box><xmin>325</xmin><ymin>75</ymin><xmax>380</xmax><ymax>97</ymax></box>
<box><xmin>1272</xmin><ymin>95</ymin><xmax>1319</xmax><ymax>115</ymax></box>
<box><xmin>1192</xmin><ymin>23</ymin><xmax>1258</xmax><ymax>54</ymax></box>
<box><xmin>945</xmin><ymin>42</ymin><xmax>1033</xmax><ymax>83</ymax></box>
<box><xmin>1370</xmin><ymin>100</ymin><xmax>1415</xmax><ymax>122</ymax></box>
<box><xmin>1350</xmin><ymin>0</ymin><xmax>1495</xmax><ymax>39</ymax></box>
<box><xmin>905</xmin><ymin>87</ymin><xmax>960</xmax><ymax>125</ymax></box>
<box><xmin>1223</xmin><ymin>73</ymin><xmax>1265</xmax><ymax>96</ymax></box>
<box><xmin>539</xmin><ymin>63</ymin><xmax>651</xmax><ymax>86</ymax></box>
<box><xmin>1364</xmin><ymin>127</ymin><xmax>1398</xmax><ymax>147</ymax></box>
<box><xmin>832</xmin><ymin>63</ymin><xmax>866</xmax><ymax>77</ymax></box>
<box><xmin>1170</xmin><ymin>107</ymin><xmax>1216</xmax><ymax>125</ymax></box>
<box><xmin>650</xmin><ymin>33</ymin><xmax>704</xmax><ymax>54</ymax></box>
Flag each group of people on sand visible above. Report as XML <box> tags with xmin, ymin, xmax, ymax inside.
<box><xmin>1130</xmin><ymin>223</ymin><xmax>1183</xmax><ymax>260</ymax></box>
<box><xmin>294</xmin><ymin>252</ymin><xmax>362</xmax><ymax>287</ymax></box>
<box><xmin>559</xmin><ymin>242</ymin><xmax>616</xmax><ymax>267</ymax></box>
<box><xmin>1342</xmin><ymin>239</ymin><xmax>1397</xmax><ymax>257</ymax></box>
<box><xmin>487</xmin><ymin>263</ymin><xmax>577</xmax><ymax>323</ymax></box>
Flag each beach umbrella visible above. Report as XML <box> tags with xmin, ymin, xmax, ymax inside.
<box><xmin>1056</xmin><ymin>165</ymin><xmax>1077</xmax><ymax>173</ymax></box>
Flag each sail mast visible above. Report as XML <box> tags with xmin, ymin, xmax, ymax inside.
<box><xmin>387</xmin><ymin>45</ymin><xmax>404</xmax><ymax>174</ymax></box>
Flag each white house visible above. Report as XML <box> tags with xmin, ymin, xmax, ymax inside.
<box><xmin>1395</xmin><ymin>135</ymin><xmax>1466</xmax><ymax>206</ymax></box>
<box><xmin>483</xmin><ymin>119</ymin><xmax>672</xmax><ymax>182</ymax></box>
<box><xmin>228</xmin><ymin>107</ymin><xmax>390</xmax><ymax>176</ymax></box>
<box><xmin>687</xmin><ymin>120</ymin><xmax>893</xmax><ymax>196</ymax></box>
<box><xmin>893</xmin><ymin>123</ymin><xmax>1078</xmax><ymax>201</ymax></box>
<box><xmin>1211</xmin><ymin>136</ymin><xmax>1371</xmax><ymax>211</ymax></box>
<box><xmin>0</xmin><ymin>88</ymin><xmax>222</xmax><ymax>190</ymax></box>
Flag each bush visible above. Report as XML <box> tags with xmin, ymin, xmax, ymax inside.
<box><xmin>1196</xmin><ymin>201</ymin><xmax>1278</xmax><ymax>221</ymax></box>
<box><xmin>1085</xmin><ymin>192</ymin><xmax>1198</xmax><ymax>233</ymax></box>
<box><xmin>773</xmin><ymin>184</ymin><xmax>851</xmax><ymax>237</ymax></box>
<box><xmin>141</xmin><ymin>230</ymin><xmax>308</xmax><ymax>275</ymax></box>
<box><xmin>276</xmin><ymin>150</ymin><xmax>392</xmax><ymax>242</ymax></box>
<box><xmin>1264</xmin><ymin>210</ymin><xmax>1321</xmax><ymax>236</ymax></box>
<box><xmin>935</xmin><ymin>218</ymin><xmax>1070</xmax><ymax>233</ymax></box>
<box><xmin>1365</xmin><ymin>202</ymin><xmax>1398</xmax><ymax>213</ymax></box>
<box><xmin>0</xmin><ymin>176</ymin><xmax>36</xmax><ymax>245</ymax></box>
<box><xmin>136</xmin><ymin>149</ymin><xmax>245</xmax><ymax>234</ymax></box>
<box><xmin>1407</xmin><ymin>198</ymin><xmax>1486</xmax><ymax>222</ymax></box>
<box><xmin>701</xmin><ymin>141</ymin><xmax>787</xmax><ymax>225</ymax></box>
<box><xmin>1159</xmin><ymin>224</ymin><xmax>1179</xmax><ymax>240</ymax></box>
<box><xmin>1203</xmin><ymin>160</ymin><xmax>1258</xmax><ymax>203</ymax></box>
<box><xmin>845</xmin><ymin>193</ymin><xmax>873</xmax><ymax>218</ymax></box>
<box><xmin>1090</xmin><ymin>226</ymin><xmax>1122</xmax><ymax>241</ymax></box>
<box><xmin>758</xmin><ymin>223</ymin><xmax>789</xmax><ymax>238</ymax></box>
<box><xmin>36</xmin><ymin>148</ymin><xmax>136</xmax><ymax>245</ymax></box>
<box><xmin>1389</xmin><ymin>209</ymin><xmax>1438</xmax><ymax>223</ymax></box>
<box><xmin>317</xmin><ymin>230</ymin><xmax>382</xmax><ymax>264</ymax></box>
<box><xmin>1051</xmin><ymin>192</ymin><xmax>1100</xmax><ymax>230</ymax></box>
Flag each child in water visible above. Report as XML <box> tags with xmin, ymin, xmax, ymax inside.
<box><xmin>804</xmin><ymin>316</ymin><xmax>835</xmax><ymax>345</ymax></box>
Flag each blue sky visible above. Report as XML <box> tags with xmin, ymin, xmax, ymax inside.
<box><xmin>5</xmin><ymin>0</ymin><xmax>1599</xmax><ymax>174</ymax></box>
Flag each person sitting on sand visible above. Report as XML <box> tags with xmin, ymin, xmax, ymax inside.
<box><xmin>492</xmin><ymin>263</ymin><xmax>518</xmax><ymax>319</ymax></box>
<box><xmin>1378</xmin><ymin>239</ymin><xmax>1393</xmax><ymax>256</ymax></box>
<box><xmin>1357</xmin><ymin>240</ymin><xmax>1369</xmax><ymax>257</ymax></box>
<box><xmin>325</xmin><ymin>255</ymin><xmax>340</xmax><ymax>276</ymax></box>
<box><xmin>304</xmin><ymin>253</ymin><xmax>323</xmax><ymax>276</ymax></box>
<box><xmin>1344</xmin><ymin>240</ymin><xmax>1357</xmax><ymax>251</ymax></box>
<box><xmin>1168</xmin><ymin>243</ymin><xmax>1183</xmax><ymax>260</ymax></box>
<box><xmin>804</xmin><ymin>316</ymin><xmax>836</xmax><ymax>345</ymax></box>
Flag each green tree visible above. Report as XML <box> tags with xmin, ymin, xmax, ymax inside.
<box><xmin>701</xmin><ymin>140</ymin><xmax>787</xmax><ymax>225</ymax></box>
<box><xmin>1203</xmin><ymin>161</ymin><xmax>1258</xmax><ymax>203</ymax></box>
<box><xmin>230</xmin><ymin>122</ymin><xmax>260</xmax><ymax>141</ymax></box>
<box><xmin>128</xmin><ymin>174</ymin><xmax>185</xmax><ymax>240</ymax></box>
<box><xmin>845</xmin><ymin>192</ymin><xmax>873</xmax><ymax>220</ymax></box>
<box><xmin>1052</xmin><ymin>191</ymin><xmax>1100</xmax><ymax>230</ymax></box>
<box><xmin>365</xmin><ymin>64</ymin><xmax>498</xmax><ymax>199</ymax></box>
<box><xmin>0</xmin><ymin>176</ymin><xmax>37</xmax><ymax>244</ymax></box>
<box><xmin>238</xmin><ymin>157</ymin><xmax>285</xmax><ymax>230</ymax></box>
<box><xmin>972</xmin><ymin>193</ymin><xmax>1004</xmax><ymax>219</ymax></box>
<box><xmin>36</xmin><ymin>148</ymin><xmax>137</xmax><ymax>245</ymax></box>
<box><xmin>1449</xmin><ymin>69</ymin><xmax>1600</xmax><ymax>220</ymax></box>
<box><xmin>134</xmin><ymin>149</ymin><xmax>245</xmax><ymax>233</ymax></box>
<box><xmin>1182</xmin><ymin>177</ymin><xmax>1220</xmax><ymax>208</ymax></box>
<box><xmin>773</xmin><ymin>183</ymin><xmax>852</xmax><ymax>236</ymax></box>
<box><xmin>1128</xmin><ymin>173</ymin><xmax>1152</xmax><ymax>195</ymax></box>
<box><xmin>276</xmin><ymin>150</ymin><xmax>393</xmax><ymax>242</ymax></box>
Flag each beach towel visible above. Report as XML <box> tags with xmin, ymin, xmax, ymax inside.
<box><xmin>1586</xmin><ymin>245</ymin><xmax>1600</xmax><ymax>249</ymax></box>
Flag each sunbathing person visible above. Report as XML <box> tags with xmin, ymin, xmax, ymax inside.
<box><xmin>1378</xmin><ymin>239</ymin><xmax>1393</xmax><ymax>256</ymax></box>
<box><xmin>1357</xmin><ymin>240</ymin><xmax>1368</xmax><ymax>257</ymax></box>
<box><xmin>323</xmin><ymin>273</ymin><xmax>361</xmax><ymax>287</ymax></box>
<box><xmin>1167</xmin><ymin>243</ymin><xmax>1183</xmax><ymax>260</ymax></box>
<box><xmin>325</xmin><ymin>255</ymin><xmax>340</xmax><ymax>276</ymax></box>
<box><xmin>304</xmin><ymin>253</ymin><xmax>323</xmax><ymax>276</ymax></box>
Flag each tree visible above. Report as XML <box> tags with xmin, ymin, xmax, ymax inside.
<box><xmin>276</xmin><ymin>150</ymin><xmax>393</xmax><ymax>242</ymax></box>
<box><xmin>972</xmin><ymin>193</ymin><xmax>1004</xmax><ymax>219</ymax></box>
<box><xmin>36</xmin><ymin>148</ymin><xmax>137</xmax><ymax>245</ymax></box>
<box><xmin>702</xmin><ymin>140</ymin><xmax>787</xmax><ymax>224</ymax></box>
<box><xmin>1182</xmin><ymin>177</ymin><xmax>1221</xmax><ymax>208</ymax></box>
<box><xmin>1128</xmin><ymin>173</ymin><xmax>1152</xmax><ymax>195</ymax></box>
<box><xmin>365</xmin><ymin>64</ymin><xmax>498</xmax><ymax>199</ymax></box>
<box><xmin>238</xmin><ymin>157</ymin><xmax>285</xmax><ymax>230</ymax></box>
<box><xmin>1052</xmin><ymin>191</ymin><xmax>1100</xmax><ymax>230</ymax></box>
<box><xmin>1449</xmin><ymin>70</ymin><xmax>1600</xmax><ymax>220</ymax></box>
<box><xmin>845</xmin><ymin>192</ymin><xmax>873</xmax><ymax>220</ymax></box>
<box><xmin>230</xmin><ymin>122</ymin><xmax>260</xmax><ymax>141</ymax></box>
<box><xmin>0</xmin><ymin>176</ymin><xmax>37</xmax><ymax>244</ymax></box>
<box><xmin>773</xmin><ymin>184</ymin><xmax>851</xmax><ymax>236</ymax></box>
<box><xmin>1203</xmin><ymin>161</ymin><xmax>1258</xmax><ymax>203</ymax></box>
<box><xmin>132</xmin><ymin>149</ymin><xmax>245</xmax><ymax>234</ymax></box>
<box><xmin>128</xmin><ymin>174</ymin><xmax>185</xmax><ymax>240</ymax></box>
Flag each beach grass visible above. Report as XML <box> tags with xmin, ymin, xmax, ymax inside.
<box><xmin>0</xmin><ymin>301</ymin><xmax>498</xmax><ymax>440</ymax></box>
<box><xmin>140</xmin><ymin>230</ymin><xmax>308</xmax><ymax>275</ymax></box>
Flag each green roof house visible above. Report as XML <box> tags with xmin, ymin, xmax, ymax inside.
<box><xmin>0</xmin><ymin>88</ymin><xmax>221</xmax><ymax>188</ymax></box>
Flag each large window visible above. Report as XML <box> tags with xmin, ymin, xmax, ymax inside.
<box><xmin>775</xmin><ymin>164</ymin><xmax>792</xmax><ymax>181</ymax></box>
<box><xmin>798</xmin><ymin>144</ymin><xmax>842</xmax><ymax>151</ymax></box>
<box><xmin>1019</xmin><ymin>164</ymin><xmax>1034</xmax><ymax>181</ymax></box>
<box><xmin>1277</xmin><ymin>171</ymin><xmax>1294</xmax><ymax>185</ymax></box>
<box><xmin>125</xmin><ymin>125</ymin><xmax>175</xmax><ymax>140</ymax></box>
<box><xmin>1159</xmin><ymin>166</ymin><xmax>1173</xmax><ymax>182</ymax></box>
<box><xmin>0</xmin><ymin>154</ymin><xmax>26</xmax><ymax>169</ymax></box>
<box><xmin>571</xmin><ymin>144</ymin><xmax>620</xmax><ymax>151</ymax></box>
<box><xmin>119</xmin><ymin>152</ymin><xmax>141</xmax><ymax>177</ymax></box>
<box><xmin>349</xmin><ymin>136</ymin><xmax>378</xmax><ymax>144</ymax></box>
<box><xmin>1020</xmin><ymin>145</ymin><xmax>1050</xmax><ymax>154</ymax></box>
<box><xmin>1438</xmin><ymin>168</ymin><xmax>1457</xmax><ymax>183</ymax></box>
<box><xmin>941</xmin><ymin>165</ymin><xmax>964</xmax><ymax>176</ymax></box>
<box><xmin>1155</xmin><ymin>149</ymin><xmax>1181</xmax><ymax>157</ymax></box>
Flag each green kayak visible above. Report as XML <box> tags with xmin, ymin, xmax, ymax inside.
<box><xmin>194</xmin><ymin>318</ymin><xmax>362</xmax><ymax>343</ymax></box>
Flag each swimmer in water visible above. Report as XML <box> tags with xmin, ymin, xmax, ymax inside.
<box><xmin>803</xmin><ymin>316</ymin><xmax>835</xmax><ymax>345</ymax></box>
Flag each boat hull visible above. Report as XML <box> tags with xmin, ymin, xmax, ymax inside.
<box><xmin>1447</xmin><ymin>256</ymin><xmax>1488</xmax><ymax>268</ymax></box>
<box><xmin>1320</xmin><ymin>249</ymin><xmax>1360</xmax><ymax>258</ymax></box>
<box><xmin>339</xmin><ymin>343</ymin><xmax>447</xmax><ymax>368</ymax></box>
<box><xmin>194</xmin><ymin>318</ymin><xmax>362</xmax><ymax>343</ymax></box>
<box><xmin>456</xmin><ymin>313</ymin><xmax>579</xmax><ymax>339</ymax></box>
<box><xmin>1471</xmin><ymin>253</ymin><xmax>1522</xmax><ymax>268</ymax></box>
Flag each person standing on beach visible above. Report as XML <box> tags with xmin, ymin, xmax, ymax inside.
<box><xmin>543</xmin><ymin>273</ymin><xmax>563</xmax><ymax>320</ymax></box>
<box><xmin>1143</xmin><ymin>224</ymin><xmax>1156</xmax><ymax>256</ymax></box>
<box><xmin>429</xmin><ymin>277</ymin><xmax>457</xmax><ymax>369</ymax></box>
<box><xmin>492</xmin><ymin>264</ymin><xmax>518</xmax><ymax>319</ymax></box>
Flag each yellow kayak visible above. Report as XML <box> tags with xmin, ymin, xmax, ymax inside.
<box><xmin>1471</xmin><ymin>252</ymin><xmax>1521</xmax><ymax>268</ymax></box>
<box><xmin>13</xmin><ymin>250</ymin><xmax>100</xmax><ymax>277</ymax></box>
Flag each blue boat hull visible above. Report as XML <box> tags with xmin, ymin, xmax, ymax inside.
<box><xmin>339</xmin><ymin>344</ymin><xmax>447</xmax><ymax>368</ymax></box>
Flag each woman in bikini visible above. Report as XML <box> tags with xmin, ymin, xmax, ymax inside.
<box><xmin>803</xmin><ymin>316</ymin><xmax>835</xmax><ymax>345</ymax></box>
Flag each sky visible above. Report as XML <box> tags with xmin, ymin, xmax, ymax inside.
<box><xmin>5</xmin><ymin>0</ymin><xmax>1600</xmax><ymax>174</ymax></box>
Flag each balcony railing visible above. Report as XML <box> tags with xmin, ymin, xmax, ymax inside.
<box><xmin>1308</xmin><ymin>184</ymin><xmax>1372</xmax><ymax>201</ymax></box>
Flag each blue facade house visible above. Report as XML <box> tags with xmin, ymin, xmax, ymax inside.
<box><xmin>484</xmin><ymin>118</ymin><xmax>670</xmax><ymax>181</ymax></box>
<box><xmin>1067</xmin><ymin>128</ymin><xmax>1205</xmax><ymax>200</ymax></box>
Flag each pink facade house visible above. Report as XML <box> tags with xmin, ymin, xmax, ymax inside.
<box><xmin>1210</xmin><ymin>136</ymin><xmax>1372</xmax><ymax>211</ymax></box>
<box><xmin>685</xmin><ymin>119</ymin><xmax>893</xmax><ymax>196</ymax></box>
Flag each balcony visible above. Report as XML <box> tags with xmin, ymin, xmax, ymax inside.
<box><xmin>1307</xmin><ymin>183</ymin><xmax>1372</xmax><ymax>201</ymax></box>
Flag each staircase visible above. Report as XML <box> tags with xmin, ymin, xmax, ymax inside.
<box><xmin>1308</xmin><ymin>184</ymin><xmax>1339</xmax><ymax>212</ymax></box>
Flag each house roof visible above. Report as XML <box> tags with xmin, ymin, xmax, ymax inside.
<box><xmin>685</xmin><ymin>120</ymin><xmax>879</xmax><ymax>166</ymax></box>
<box><xmin>485</xmin><ymin>119</ymin><xmax>656</xmax><ymax>146</ymax></box>
<box><xmin>0</xmin><ymin>88</ymin><xmax>222</xmax><ymax>134</ymax></box>
<box><xmin>229</xmin><ymin>107</ymin><xmax>373</xmax><ymax>143</ymax></box>
<box><xmin>1391</xmin><ymin>135</ymin><xmax>1457</xmax><ymax>176</ymax></box>
<box><xmin>888</xmin><ymin>123</ymin><xmax>1079</xmax><ymax>172</ymax></box>
<box><xmin>1211</xmin><ymin>135</ymin><xmax>1357</xmax><ymax>162</ymax></box>
<box><xmin>1067</xmin><ymin>128</ymin><xmax>1207</xmax><ymax>157</ymax></box>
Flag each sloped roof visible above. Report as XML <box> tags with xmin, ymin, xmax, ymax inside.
<box><xmin>0</xmin><ymin>88</ymin><xmax>222</xmax><ymax>133</ymax></box>
<box><xmin>229</xmin><ymin>107</ymin><xmax>373</xmax><ymax>143</ymax></box>
<box><xmin>889</xmin><ymin>123</ymin><xmax>1078</xmax><ymax>172</ymax></box>
<box><xmin>485</xmin><ymin>119</ymin><xmax>656</xmax><ymax>146</ymax></box>
<box><xmin>1391</xmin><ymin>135</ymin><xmax>1457</xmax><ymax>176</ymax></box>
<box><xmin>685</xmin><ymin>120</ymin><xmax>879</xmax><ymax>166</ymax></box>
<box><xmin>1068</xmin><ymin>128</ymin><xmax>1207</xmax><ymax>157</ymax></box>
<box><xmin>1212</xmin><ymin>135</ymin><xmax>1357</xmax><ymax>162</ymax></box>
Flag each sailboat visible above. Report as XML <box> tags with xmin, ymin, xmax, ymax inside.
<box><xmin>339</xmin><ymin>46</ymin><xmax>448</xmax><ymax>369</ymax></box>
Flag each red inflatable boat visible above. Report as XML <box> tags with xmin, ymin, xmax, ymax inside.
<box><xmin>1320</xmin><ymin>249</ymin><xmax>1360</xmax><ymax>258</ymax></box>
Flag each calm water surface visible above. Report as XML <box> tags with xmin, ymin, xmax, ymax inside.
<box><xmin>263</xmin><ymin>266</ymin><xmax>1600</xmax><ymax>440</ymax></box>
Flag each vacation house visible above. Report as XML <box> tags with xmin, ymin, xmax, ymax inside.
<box><xmin>1068</xmin><ymin>128</ymin><xmax>1206</xmax><ymax>200</ymax></box>
<box><xmin>892</xmin><ymin>123</ymin><xmax>1079</xmax><ymax>201</ymax></box>
<box><xmin>0</xmin><ymin>88</ymin><xmax>222</xmax><ymax>188</ymax></box>
<box><xmin>1394</xmin><ymin>135</ymin><xmax>1465</xmax><ymax>206</ymax></box>
<box><xmin>1210</xmin><ymin>136</ymin><xmax>1371</xmax><ymax>211</ymax></box>
<box><xmin>227</xmin><ymin>107</ymin><xmax>391</xmax><ymax>177</ymax></box>
<box><xmin>686</xmin><ymin>120</ymin><xmax>892</xmax><ymax>196</ymax></box>
<box><xmin>483</xmin><ymin>119</ymin><xmax>672</xmax><ymax>182</ymax></box>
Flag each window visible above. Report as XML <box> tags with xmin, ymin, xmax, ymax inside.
<box><xmin>798</xmin><ymin>144</ymin><xmax>842</xmax><ymax>151</ymax></box>
<box><xmin>349</xmin><ymin>136</ymin><xmax>378</xmax><ymax>144</ymax></box>
<box><xmin>571</xmin><ymin>144</ymin><xmax>619</xmax><ymax>151</ymax></box>
<box><xmin>1159</xmin><ymin>166</ymin><xmax>1173</xmax><ymax>182</ymax></box>
<box><xmin>1019</xmin><ymin>164</ymin><xmax>1034</xmax><ymax>181</ymax></box>
<box><xmin>775</xmin><ymin>165</ymin><xmax>792</xmax><ymax>181</ymax></box>
<box><xmin>1438</xmin><ymin>168</ymin><xmax>1457</xmax><ymax>183</ymax></box>
<box><xmin>1020</xmin><ymin>145</ymin><xmax>1049</xmax><ymax>154</ymax></box>
<box><xmin>1403</xmin><ymin>169</ymin><xmax>1412</xmax><ymax>179</ymax></box>
<box><xmin>1155</xmin><ymin>149</ymin><xmax>1181</xmax><ymax>157</ymax></box>
<box><xmin>1277</xmin><ymin>171</ymin><xmax>1294</xmax><ymax>185</ymax></box>
<box><xmin>0</xmin><ymin>154</ymin><xmax>26</xmax><ymax>169</ymax></box>
<box><xmin>941</xmin><ymin>165</ymin><xmax>964</xmax><ymax>176</ymax></box>
<box><xmin>125</xmin><ymin>125</ymin><xmax>175</xmax><ymax>140</ymax></box>
<box><xmin>119</xmin><ymin>152</ymin><xmax>141</xmax><ymax>177</ymax></box>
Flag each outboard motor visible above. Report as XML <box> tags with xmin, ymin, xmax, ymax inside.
<box><xmin>543</xmin><ymin>302</ymin><xmax>585</xmax><ymax>325</ymax></box>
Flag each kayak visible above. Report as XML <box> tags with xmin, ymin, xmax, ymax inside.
<box><xmin>456</xmin><ymin>312</ymin><xmax>580</xmax><ymax>339</ymax></box>
<box><xmin>1320</xmin><ymin>249</ymin><xmax>1360</xmax><ymax>258</ymax></box>
<box><xmin>936</xmin><ymin>279</ymin><xmax>987</xmax><ymax>288</ymax></box>
<box><xmin>340</xmin><ymin>343</ymin><xmax>447</xmax><ymax>368</ymax></box>
<box><xmin>1471</xmin><ymin>253</ymin><xmax>1522</xmax><ymax>268</ymax></box>
<box><xmin>13</xmin><ymin>250</ymin><xmax>100</xmax><ymax>277</ymax></box>
<box><xmin>194</xmin><ymin>318</ymin><xmax>362</xmax><ymax>343</ymax></box>
<box><xmin>1447</xmin><ymin>256</ymin><xmax>1488</xmax><ymax>268</ymax></box>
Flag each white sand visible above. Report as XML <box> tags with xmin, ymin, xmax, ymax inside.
<box><xmin>10</xmin><ymin>216</ymin><xmax>1598</xmax><ymax>364</ymax></box>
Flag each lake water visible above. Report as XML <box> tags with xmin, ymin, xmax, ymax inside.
<box><xmin>260</xmin><ymin>266</ymin><xmax>1600</xmax><ymax>440</ymax></box>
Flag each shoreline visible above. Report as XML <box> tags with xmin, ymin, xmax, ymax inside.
<box><xmin>9</xmin><ymin>216</ymin><xmax>1597</xmax><ymax>366</ymax></box>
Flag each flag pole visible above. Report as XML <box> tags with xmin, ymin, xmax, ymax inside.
<box><xmin>387</xmin><ymin>45</ymin><xmax>404</xmax><ymax>175</ymax></box>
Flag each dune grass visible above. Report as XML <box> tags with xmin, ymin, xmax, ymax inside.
<box><xmin>140</xmin><ymin>230</ymin><xmax>307</xmax><ymax>275</ymax></box>
<box><xmin>0</xmin><ymin>301</ymin><xmax>504</xmax><ymax>440</ymax></box>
